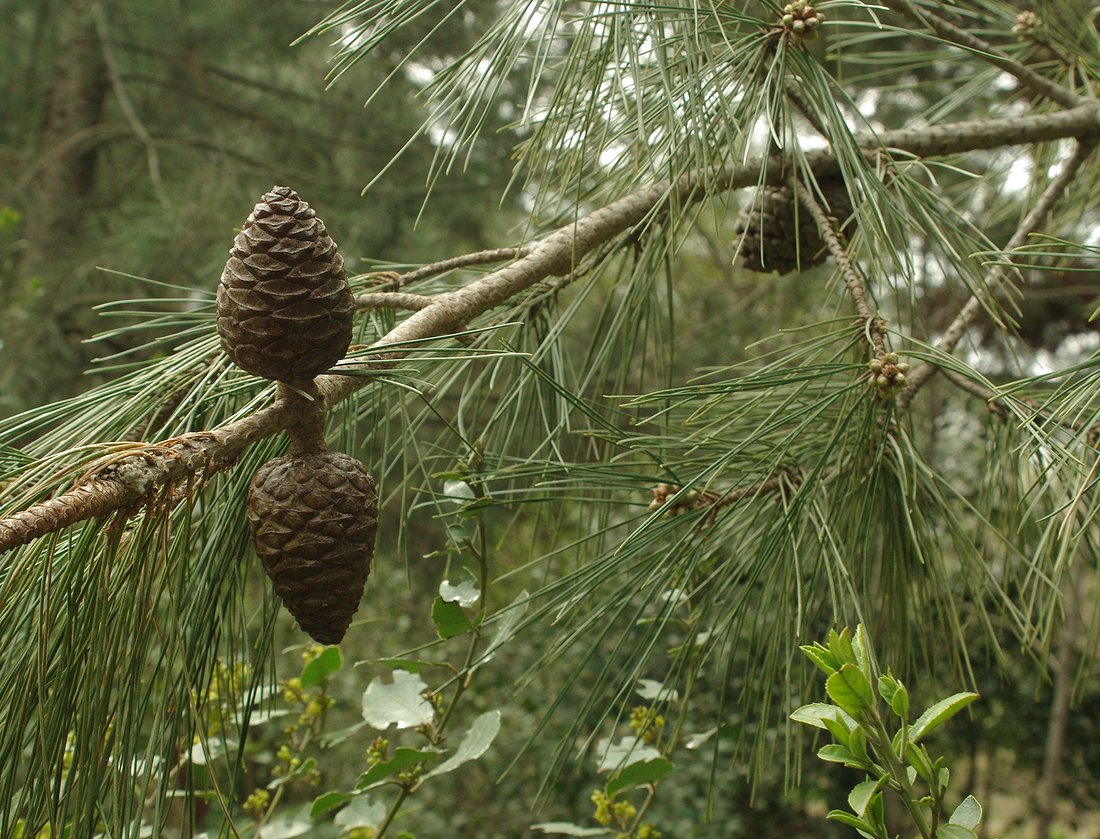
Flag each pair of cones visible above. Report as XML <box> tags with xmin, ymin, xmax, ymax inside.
<box><xmin>217</xmin><ymin>186</ymin><xmax>377</xmax><ymax>645</ymax></box>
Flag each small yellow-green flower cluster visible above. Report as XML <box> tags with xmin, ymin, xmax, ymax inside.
<box><xmin>592</xmin><ymin>789</ymin><xmax>636</xmax><ymax>829</ymax></box>
<box><xmin>367</xmin><ymin>736</ymin><xmax>390</xmax><ymax>766</ymax></box>
<box><xmin>243</xmin><ymin>788</ymin><xmax>270</xmax><ymax>819</ymax></box>
<box><xmin>629</xmin><ymin>705</ymin><xmax>665</xmax><ymax>744</ymax></box>
<box><xmin>780</xmin><ymin>1</ymin><xmax>824</xmax><ymax>41</ymax></box>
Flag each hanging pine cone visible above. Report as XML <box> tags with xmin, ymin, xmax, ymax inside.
<box><xmin>734</xmin><ymin>178</ymin><xmax>854</xmax><ymax>275</ymax></box>
<box><xmin>217</xmin><ymin>186</ymin><xmax>355</xmax><ymax>382</ymax></box>
<box><xmin>247</xmin><ymin>451</ymin><xmax>378</xmax><ymax>644</ymax></box>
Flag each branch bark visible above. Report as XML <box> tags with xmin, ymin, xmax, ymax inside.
<box><xmin>2</xmin><ymin>103</ymin><xmax>1100</xmax><ymax>554</ymax></box>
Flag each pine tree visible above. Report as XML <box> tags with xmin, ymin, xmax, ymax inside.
<box><xmin>1</xmin><ymin>1</ymin><xmax>1099</xmax><ymax>835</ymax></box>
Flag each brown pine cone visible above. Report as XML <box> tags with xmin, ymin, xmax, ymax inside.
<box><xmin>217</xmin><ymin>186</ymin><xmax>355</xmax><ymax>382</ymax></box>
<box><xmin>734</xmin><ymin>178</ymin><xmax>854</xmax><ymax>275</ymax></box>
<box><xmin>247</xmin><ymin>451</ymin><xmax>378</xmax><ymax>644</ymax></box>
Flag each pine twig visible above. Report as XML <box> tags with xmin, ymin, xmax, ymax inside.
<box><xmin>355</xmin><ymin>291</ymin><xmax>434</xmax><ymax>312</ymax></box>
<box><xmin>897</xmin><ymin>140</ymin><xmax>1096</xmax><ymax>410</ymax></box>
<box><xmin>375</xmin><ymin>247</ymin><xmax>533</xmax><ymax>290</ymax></box>
<box><xmin>796</xmin><ymin>182</ymin><xmax>887</xmax><ymax>358</ymax></box>
<box><xmin>882</xmin><ymin>0</ymin><xmax>1084</xmax><ymax>108</ymax></box>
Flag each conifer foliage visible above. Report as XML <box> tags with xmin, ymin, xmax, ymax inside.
<box><xmin>1</xmin><ymin>1</ymin><xmax>1099</xmax><ymax>836</ymax></box>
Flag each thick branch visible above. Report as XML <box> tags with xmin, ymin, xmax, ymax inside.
<box><xmin>2</xmin><ymin>104</ymin><xmax>1100</xmax><ymax>554</ymax></box>
<box><xmin>354</xmin><ymin>291</ymin><xmax>434</xmax><ymax>312</ymax></box>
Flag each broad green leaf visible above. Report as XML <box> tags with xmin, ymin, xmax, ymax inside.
<box><xmin>258</xmin><ymin>803</ymin><xmax>313</xmax><ymax>838</ymax></box>
<box><xmin>477</xmin><ymin>590</ymin><xmax>529</xmax><ymax>667</ymax></box>
<box><xmin>826</xmin><ymin>665</ymin><xmax>875</xmax><ymax>717</ymax></box>
<box><xmin>877</xmin><ymin>673</ymin><xmax>908</xmax><ymax>718</ymax></box>
<box><xmin>949</xmin><ymin>795</ymin><xmax>982</xmax><ymax>829</ymax></box>
<box><xmin>333</xmin><ymin>795</ymin><xmax>386</xmax><ymax>831</ymax></box>
<box><xmin>853</xmin><ymin>625</ymin><xmax>873</xmax><ymax>681</ymax></box>
<box><xmin>826</xmin><ymin>810</ymin><xmax>877</xmax><ymax>839</ymax></box>
<box><xmin>904</xmin><ymin>743</ymin><xmax>936</xmax><ymax>785</ymax></box>
<box><xmin>530</xmin><ymin>824</ymin><xmax>613</xmax><ymax>836</ymax></box>
<box><xmin>817</xmin><ymin>744</ymin><xmax>856</xmax><ymax>764</ymax></box>
<box><xmin>268</xmin><ymin>757</ymin><xmax>316</xmax><ymax>790</ymax></box>
<box><xmin>848</xmin><ymin>779</ymin><xmax>878</xmax><ymax>815</ymax></box>
<box><xmin>424</xmin><ymin>710</ymin><xmax>502</xmax><ymax>779</ymax></box>
<box><xmin>790</xmin><ymin>703</ymin><xmax>852</xmax><ymax>731</ymax></box>
<box><xmin>909</xmin><ymin>693</ymin><xmax>979</xmax><ymax>743</ymax></box>
<box><xmin>439</xmin><ymin>577</ymin><xmax>480</xmax><ymax>607</ymax></box>
<box><xmin>432</xmin><ymin>597</ymin><xmax>474</xmax><ymax>639</ymax></box>
<box><xmin>607</xmin><ymin>757</ymin><xmax>673</xmax><ymax>795</ymax></box>
<box><xmin>937</xmin><ymin>826</ymin><xmax>977</xmax><ymax>839</ymax></box>
<box><xmin>827</xmin><ymin>628</ymin><xmax>857</xmax><ymax>667</ymax></box>
<box><xmin>443</xmin><ymin>479</ymin><xmax>476</xmax><ymax>501</ymax></box>
<box><xmin>849</xmin><ymin>726</ymin><xmax>870</xmax><ymax>762</ymax></box>
<box><xmin>357</xmin><ymin>747</ymin><xmax>440</xmax><ymax>790</ymax></box>
<box><xmin>800</xmin><ymin>643</ymin><xmax>840</xmax><ymax>676</ymax></box>
<box><xmin>300</xmin><ymin>647</ymin><xmax>343</xmax><ymax>688</ymax></box>
<box><xmin>361</xmin><ymin>670</ymin><xmax>434</xmax><ymax>730</ymax></box>
<box><xmin>635</xmin><ymin>679</ymin><xmax>678</xmax><ymax>702</ymax></box>
<box><xmin>596</xmin><ymin>736</ymin><xmax>662</xmax><ymax>772</ymax></box>
<box><xmin>321</xmin><ymin>721</ymin><xmax>367</xmax><ymax>747</ymax></box>
<box><xmin>310</xmin><ymin>791</ymin><xmax>354</xmax><ymax>818</ymax></box>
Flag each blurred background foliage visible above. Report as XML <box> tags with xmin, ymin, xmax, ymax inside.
<box><xmin>1</xmin><ymin>0</ymin><xmax>1099</xmax><ymax>837</ymax></box>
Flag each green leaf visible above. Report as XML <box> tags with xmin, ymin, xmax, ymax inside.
<box><xmin>635</xmin><ymin>679</ymin><xmax>678</xmax><ymax>702</ymax></box>
<box><xmin>949</xmin><ymin>795</ymin><xmax>982</xmax><ymax>829</ymax></box>
<box><xmin>310</xmin><ymin>791</ymin><xmax>354</xmax><ymax>819</ymax></box>
<box><xmin>790</xmin><ymin>703</ymin><xmax>843</xmax><ymax>731</ymax></box>
<box><xmin>258</xmin><ymin>803</ymin><xmax>313</xmax><ymax>838</ymax></box>
<box><xmin>909</xmin><ymin>693</ymin><xmax>979</xmax><ymax>743</ymax></box>
<box><xmin>826</xmin><ymin>664</ymin><xmax>875</xmax><ymax>717</ymax></box>
<box><xmin>826</xmin><ymin>810</ymin><xmax>877</xmax><ymax>839</ymax></box>
<box><xmin>936</xmin><ymin>826</ymin><xmax>977</xmax><ymax>839</ymax></box>
<box><xmin>904</xmin><ymin>743</ymin><xmax>936</xmax><ymax>785</ymax></box>
<box><xmin>333</xmin><ymin>795</ymin><xmax>386</xmax><ymax>831</ymax></box>
<box><xmin>321</xmin><ymin>721</ymin><xmax>367</xmax><ymax>748</ymax></box>
<box><xmin>853</xmin><ymin>624</ymin><xmax>874</xmax><ymax>681</ymax></box>
<box><xmin>877</xmin><ymin>673</ymin><xmax>908</xmax><ymax>719</ymax></box>
<box><xmin>268</xmin><ymin>757</ymin><xmax>316</xmax><ymax>790</ymax></box>
<box><xmin>849</xmin><ymin>726</ymin><xmax>870</xmax><ymax>762</ymax></box>
<box><xmin>300</xmin><ymin>647</ymin><xmax>343</xmax><ymax>688</ymax></box>
<box><xmin>530</xmin><ymin>824</ymin><xmax>613</xmax><ymax>836</ymax></box>
<box><xmin>432</xmin><ymin>597</ymin><xmax>474</xmax><ymax>639</ymax></box>
<box><xmin>361</xmin><ymin>670</ymin><xmax>435</xmax><ymax>730</ymax></box>
<box><xmin>439</xmin><ymin>576</ymin><xmax>480</xmax><ymax>607</ymax></box>
<box><xmin>443</xmin><ymin>479</ymin><xmax>476</xmax><ymax>501</ymax></box>
<box><xmin>848</xmin><ymin>779</ymin><xmax>878</xmax><ymax>815</ymax></box>
<box><xmin>424</xmin><ymin>709</ymin><xmax>502</xmax><ymax>779</ymax></box>
<box><xmin>597</xmin><ymin>736</ymin><xmax>662</xmax><ymax>772</ymax></box>
<box><xmin>827</xmin><ymin>628</ymin><xmax>857</xmax><ymax>668</ymax></box>
<box><xmin>606</xmin><ymin>757</ymin><xmax>673</xmax><ymax>795</ymax></box>
<box><xmin>357</xmin><ymin>747</ymin><xmax>440</xmax><ymax>790</ymax></box>
<box><xmin>800</xmin><ymin>643</ymin><xmax>840</xmax><ymax>675</ymax></box>
<box><xmin>817</xmin><ymin>744</ymin><xmax>856</xmax><ymax>764</ymax></box>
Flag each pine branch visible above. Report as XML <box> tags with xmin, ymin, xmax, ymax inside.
<box><xmin>796</xmin><ymin>181</ymin><xmax>888</xmax><ymax>358</ymax></box>
<box><xmin>3</xmin><ymin>104</ymin><xmax>1100</xmax><ymax>554</ymax></box>
<box><xmin>355</xmin><ymin>291</ymin><xmax>434</xmax><ymax>312</ymax></box>
<box><xmin>882</xmin><ymin>0</ymin><xmax>1085</xmax><ymax>108</ymax></box>
<box><xmin>897</xmin><ymin>139</ymin><xmax>1097</xmax><ymax>410</ymax></box>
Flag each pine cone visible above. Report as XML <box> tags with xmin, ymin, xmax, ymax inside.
<box><xmin>734</xmin><ymin>179</ymin><xmax>854</xmax><ymax>275</ymax></box>
<box><xmin>247</xmin><ymin>451</ymin><xmax>378</xmax><ymax>644</ymax></box>
<box><xmin>217</xmin><ymin>186</ymin><xmax>355</xmax><ymax>382</ymax></box>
